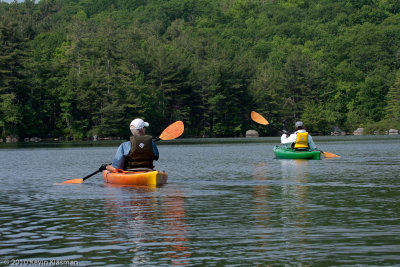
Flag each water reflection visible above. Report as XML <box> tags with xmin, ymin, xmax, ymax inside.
<box><xmin>280</xmin><ymin>160</ymin><xmax>309</xmax><ymax>225</ymax></box>
<box><xmin>252</xmin><ymin>162</ymin><xmax>271</xmax><ymax>252</ymax></box>
<box><xmin>2</xmin><ymin>139</ymin><xmax>399</xmax><ymax>265</ymax></box>
<box><xmin>162</xmin><ymin>191</ymin><xmax>191</xmax><ymax>265</ymax></box>
<box><xmin>280</xmin><ymin>160</ymin><xmax>309</xmax><ymax>262</ymax></box>
<box><xmin>252</xmin><ymin>162</ymin><xmax>271</xmax><ymax>225</ymax></box>
<box><xmin>103</xmin><ymin>185</ymin><xmax>190</xmax><ymax>265</ymax></box>
<box><xmin>252</xmin><ymin>160</ymin><xmax>310</xmax><ymax>258</ymax></box>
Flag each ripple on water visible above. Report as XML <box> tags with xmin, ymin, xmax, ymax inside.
<box><xmin>1</xmin><ymin>139</ymin><xmax>400</xmax><ymax>265</ymax></box>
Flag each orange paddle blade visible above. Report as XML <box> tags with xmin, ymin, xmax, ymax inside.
<box><xmin>251</xmin><ymin>111</ymin><xmax>269</xmax><ymax>125</ymax></box>
<box><xmin>322</xmin><ymin>151</ymin><xmax>340</xmax><ymax>158</ymax></box>
<box><xmin>159</xmin><ymin>121</ymin><xmax>184</xmax><ymax>140</ymax></box>
<box><xmin>62</xmin><ymin>178</ymin><xmax>84</xmax><ymax>184</ymax></box>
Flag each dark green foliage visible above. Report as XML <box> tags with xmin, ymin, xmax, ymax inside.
<box><xmin>385</xmin><ymin>70</ymin><xmax>400</xmax><ymax>124</ymax></box>
<box><xmin>1</xmin><ymin>0</ymin><xmax>400</xmax><ymax>139</ymax></box>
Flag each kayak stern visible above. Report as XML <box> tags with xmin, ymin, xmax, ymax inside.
<box><xmin>102</xmin><ymin>170</ymin><xmax>168</xmax><ymax>186</ymax></box>
<box><xmin>273</xmin><ymin>145</ymin><xmax>321</xmax><ymax>160</ymax></box>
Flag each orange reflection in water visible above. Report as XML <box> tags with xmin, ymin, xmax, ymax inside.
<box><xmin>252</xmin><ymin>162</ymin><xmax>271</xmax><ymax>225</ymax></box>
<box><xmin>103</xmin><ymin>183</ymin><xmax>191</xmax><ymax>265</ymax></box>
<box><xmin>252</xmin><ymin>162</ymin><xmax>271</xmax><ymax>252</ymax></box>
<box><xmin>162</xmin><ymin>192</ymin><xmax>191</xmax><ymax>265</ymax></box>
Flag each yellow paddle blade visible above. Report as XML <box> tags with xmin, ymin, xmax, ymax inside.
<box><xmin>323</xmin><ymin>151</ymin><xmax>340</xmax><ymax>158</ymax></box>
<box><xmin>159</xmin><ymin>121</ymin><xmax>184</xmax><ymax>140</ymax></box>
<box><xmin>251</xmin><ymin>111</ymin><xmax>269</xmax><ymax>125</ymax></box>
<box><xmin>62</xmin><ymin>178</ymin><xmax>84</xmax><ymax>184</ymax></box>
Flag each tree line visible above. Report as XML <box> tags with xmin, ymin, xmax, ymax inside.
<box><xmin>1</xmin><ymin>0</ymin><xmax>400</xmax><ymax>140</ymax></box>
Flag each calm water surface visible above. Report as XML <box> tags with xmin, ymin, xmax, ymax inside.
<box><xmin>0</xmin><ymin>136</ymin><xmax>399</xmax><ymax>266</ymax></box>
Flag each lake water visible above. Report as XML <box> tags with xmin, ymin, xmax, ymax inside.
<box><xmin>0</xmin><ymin>136</ymin><xmax>399</xmax><ymax>266</ymax></box>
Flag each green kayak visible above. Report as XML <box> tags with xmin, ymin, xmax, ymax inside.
<box><xmin>273</xmin><ymin>145</ymin><xmax>321</xmax><ymax>160</ymax></box>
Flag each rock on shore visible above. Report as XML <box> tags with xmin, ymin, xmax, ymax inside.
<box><xmin>246</xmin><ymin>130</ymin><xmax>259</xmax><ymax>137</ymax></box>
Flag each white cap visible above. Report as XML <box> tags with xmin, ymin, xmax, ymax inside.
<box><xmin>129</xmin><ymin>118</ymin><xmax>149</xmax><ymax>130</ymax></box>
<box><xmin>295</xmin><ymin>121</ymin><xmax>304</xmax><ymax>127</ymax></box>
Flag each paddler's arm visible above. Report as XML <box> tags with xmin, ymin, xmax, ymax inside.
<box><xmin>281</xmin><ymin>132</ymin><xmax>296</xmax><ymax>144</ymax></box>
<box><xmin>152</xmin><ymin>141</ymin><xmax>159</xmax><ymax>160</ymax></box>
<box><xmin>106</xmin><ymin>141</ymin><xmax>131</xmax><ymax>172</ymax></box>
<box><xmin>308</xmin><ymin>134</ymin><xmax>317</xmax><ymax>150</ymax></box>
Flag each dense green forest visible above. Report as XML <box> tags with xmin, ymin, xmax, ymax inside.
<box><xmin>1</xmin><ymin>0</ymin><xmax>400</xmax><ymax>140</ymax></box>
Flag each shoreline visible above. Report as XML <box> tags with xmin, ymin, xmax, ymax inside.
<box><xmin>1</xmin><ymin>134</ymin><xmax>399</xmax><ymax>148</ymax></box>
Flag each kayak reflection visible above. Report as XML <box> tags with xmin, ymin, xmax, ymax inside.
<box><xmin>252</xmin><ymin>162</ymin><xmax>271</xmax><ymax>237</ymax></box>
<box><xmin>161</xmin><ymin>191</ymin><xmax>191</xmax><ymax>264</ymax></box>
<box><xmin>103</xmin><ymin>185</ymin><xmax>191</xmax><ymax>265</ymax></box>
<box><xmin>280</xmin><ymin>160</ymin><xmax>309</xmax><ymax>242</ymax></box>
<box><xmin>252</xmin><ymin>160</ymin><xmax>310</xmax><ymax>257</ymax></box>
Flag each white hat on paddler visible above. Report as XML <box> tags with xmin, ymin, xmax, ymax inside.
<box><xmin>295</xmin><ymin>121</ymin><xmax>304</xmax><ymax>128</ymax></box>
<box><xmin>130</xmin><ymin>118</ymin><xmax>149</xmax><ymax>130</ymax></box>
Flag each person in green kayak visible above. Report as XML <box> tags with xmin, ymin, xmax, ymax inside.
<box><xmin>280</xmin><ymin>121</ymin><xmax>317</xmax><ymax>151</ymax></box>
<box><xmin>104</xmin><ymin>118</ymin><xmax>159</xmax><ymax>172</ymax></box>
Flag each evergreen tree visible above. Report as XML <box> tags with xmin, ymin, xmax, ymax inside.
<box><xmin>0</xmin><ymin>15</ymin><xmax>27</xmax><ymax>138</ymax></box>
<box><xmin>386</xmin><ymin>70</ymin><xmax>400</xmax><ymax>123</ymax></box>
<box><xmin>1</xmin><ymin>0</ymin><xmax>400</xmax><ymax>138</ymax></box>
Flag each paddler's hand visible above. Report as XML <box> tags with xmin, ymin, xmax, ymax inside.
<box><xmin>99</xmin><ymin>163</ymin><xmax>108</xmax><ymax>171</ymax></box>
<box><xmin>282</xmin><ymin>130</ymin><xmax>289</xmax><ymax>136</ymax></box>
<box><xmin>105</xmin><ymin>165</ymin><xmax>120</xmax><ymax>172</ymax></box>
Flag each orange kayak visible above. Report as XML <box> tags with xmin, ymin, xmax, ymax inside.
<box><xmin>102</xmin><ymin>170</ymin><xmax>168</xmax><ymax>186</ymax></box>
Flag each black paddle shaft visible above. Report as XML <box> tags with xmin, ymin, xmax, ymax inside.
<box><xmin>270</xmin><ymin>124</ymin><xmax>285</xmax><ymax>133</ymax></box>
<box><xmin>82</xmin><ymin>169</ymin><xmax>101</xmax><ymax>181</ymax></box>
<box><xmin>82</xmin><ymin>162</ymin><xmax>112</xmax><ymax>181</ymax></box>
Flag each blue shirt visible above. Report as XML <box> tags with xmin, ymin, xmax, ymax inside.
<box><xmin>112</xmin><ymin>140</ymin><xmax>159</xmax><ymax>169</ymax></box>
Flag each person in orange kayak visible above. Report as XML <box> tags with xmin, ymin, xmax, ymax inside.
<box><xmin>280</xmin><ymin>121</ymin><xmax>317</xmax><ymax>151</ymax></box>
<box><xmin>104</xmin><ymin>118</ymin><xmax>159</xmax><ymax>172</ymax></box>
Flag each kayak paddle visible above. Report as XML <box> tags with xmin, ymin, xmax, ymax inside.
<box><xmin>62</xmin><ymin>120</ymin><xmax>185</xmax><ymax>184</ymax></box>
<box><xmin>62</xmin><ymin>168</ymin><xmax>106</xmax><ymax>184</ymax></box>
<box><xmin>318</xmin><ymin>150</ymin><xmax>339</xmax><ymax>158</ymax></box>
<box><xmin>251</xmin><ymin>111</ymin><xmax>339</xmax><ymax>158</ymax></box>
<box><xmin>251</xmin><ymin>111</ymin><xmax>288</xmax><ymax>133</ymax></box>
<box><xmin>251</xmin><ymin>111</ymin><xmax>269</xmax><ymax>125</ymax></box>
<box><xmin>153</xmin><ymin>120</ymin><xmax>184</xmax><ymax>142</ymax></box>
